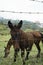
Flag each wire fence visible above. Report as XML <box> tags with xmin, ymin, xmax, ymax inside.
<box><xmin>0</xmin><ymin>10</ymin><xmax>43</xmax><ymax>14</ymax></box>
<box><xmin>30</xmin><ymin>0</ymin><xmax>43</xmax><ymax>3</ymax></box>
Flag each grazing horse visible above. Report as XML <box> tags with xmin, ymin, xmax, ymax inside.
<box><xmin>4</xmin><ymin>20</ymin><xmax>43</xmax><ymax>65</ymax></box>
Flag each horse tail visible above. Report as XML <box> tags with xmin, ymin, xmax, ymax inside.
<box><xmin>40</xmin><ymin>32</ymin><xmax>43</xmax><ymax>44</ymax></box>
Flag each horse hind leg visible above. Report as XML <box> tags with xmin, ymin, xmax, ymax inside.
<box><xmin>35</xmin><ymin>42</ymin><xmax>41</xmax><ymax>58</ymax></box>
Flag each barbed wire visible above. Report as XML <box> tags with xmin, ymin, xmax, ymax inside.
<box><xmin>30</xmin><ymin>0</ymin><xmax>43</xmax><ymax>3</ymax></box>
<box><xmin>0</xmin><ymin>10</ymin><xmax>43</xmax><ymax>14</ymax></box>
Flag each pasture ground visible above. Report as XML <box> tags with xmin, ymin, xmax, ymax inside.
<box><xmin>0</xmin><ymin>24</ymin><xmax>43</xmax><ymax>65</ymax></box>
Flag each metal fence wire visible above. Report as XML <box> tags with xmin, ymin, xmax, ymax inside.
<box><xmin>0</xmin><ymin>10</ymin><xmax>43</xmax><ymax>14</ymax></box>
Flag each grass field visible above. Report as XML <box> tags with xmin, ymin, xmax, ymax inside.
<box><xmin>0</xmin><ymin>24</ymin><xmax>43</xmax><ymax>65</ymax></box>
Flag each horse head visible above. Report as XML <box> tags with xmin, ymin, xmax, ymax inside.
<box><xmin>8</xmin><ymin>20</ymin><xmax>23</xmax><ymax>40</ymax></box>
<box><xmin>4</xmin><ymin>47</ymin><xmax>10</xmax><ymax>58</ymax></box>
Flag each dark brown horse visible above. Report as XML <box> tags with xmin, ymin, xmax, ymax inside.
<box><xmin>4</xmin><ymin>20</ymin><xmax>34</xmax><ymax>65</ymax></box>
<box><xmin>4</xmin><ymin>20</ymin><xmax>43</xmax><ymax>65</ymax></box>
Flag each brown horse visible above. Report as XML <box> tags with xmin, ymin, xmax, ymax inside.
<box><xmin>4</xmin><ymin>20</ymin><xmax>43</xmax><ymax>65</ymax></box>
<box><xmin>4</xmin><ymin>20</ymin><xmax>34</xmax><ymax>65</ymax></box>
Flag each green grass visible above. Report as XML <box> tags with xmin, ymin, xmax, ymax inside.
<box><xmin>0</xmin><ymin>41</ymin><xmax>43</xmax><ymax>65</ymax></box>
<box><xmin>0</xmin><ymin>24</ymin><xmax>43</xmax><ymax>65</ymax></box>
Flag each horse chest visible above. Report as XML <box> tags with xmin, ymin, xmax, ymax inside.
<box><xmin>19</xmin><ymin>39</ymin><xmax>29</xmax><ymax>49</ymax></box>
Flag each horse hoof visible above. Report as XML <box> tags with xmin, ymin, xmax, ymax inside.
<box><xmin>25</xmin><ymin>56</ymin><xmax>29</xmax><ymax>61</ymax></box>
<box><xmin>23</xmin><ymin>62</ymin><xmax>25</xmax><ymax>65</ymax></box>
<box><xmin>37</xmin><ymin>55</ymin><xmax>40</xmax><ymax>58</ymax></box>
<box><xmin>14</xmin><ymin>59</ymin><xmax>16</xmax><ymax>62</ymax></box>
<box><xmin>25</xmin><ymin>57</ymin><xmax>28</xmax><ymax>61</ymax></box>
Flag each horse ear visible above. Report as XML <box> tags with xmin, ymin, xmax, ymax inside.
<box><xmin>8</xmin><ymin>20</ymin><xmax>13</xmax><ymax>29</ymax></box>
<box><xmin>17</xmin><ymin>20</ymin><xmax>23</xmax><ymax>29</ymax></box>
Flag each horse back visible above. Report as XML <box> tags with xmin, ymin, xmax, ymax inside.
<box><xmin>30</xmin><ymin>31</ymin><xmax>41</xmax><ymax>38</ymax></box>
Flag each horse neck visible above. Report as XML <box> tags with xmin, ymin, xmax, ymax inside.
<box><xmin>19</xmin><ymin>30</ymin><xmax>27</xmax><ymax>39</ymax></box>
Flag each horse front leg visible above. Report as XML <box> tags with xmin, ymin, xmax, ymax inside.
<box><xmin>14</xmin><ymin>49</ymin><xmax>19</xmax><ymax>62</ymax></box>
<box><xmin>25</xmin><ymin>44</ymin><xmax>33</xmax><ymax>60</ymax></box>
<box><xmin>21</xmin><ymin>49</ymin><xmax>25</xmax><ymax>65</ymax></box>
